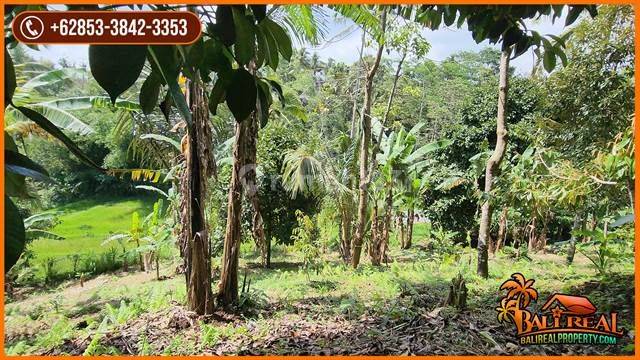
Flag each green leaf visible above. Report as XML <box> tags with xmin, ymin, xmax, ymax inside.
<box><xmin>88</xmin><ymin>45</ymin><xmax>147</xmax><ymax>104</ymax></box>
<box><xmin>261</xmin><ymin>24</ymin><xmax>280</xmax><ymax>70</ymax></box>
<box><xmin>611</xmin><ymin>214</ymin><xmax>634</xmax><ymax>228</ymax></box>
<box><xmin>5</xmin><ymin>48</ymin><xmax>16</xmax><ymax>108</ymax></box>
<box><xmin>140</xmin><ymin>133</ymin><xmax>181</xmax><ymax>151</ymax></box>
<box><xmin>225</xmin><ymin>68</ymin><xmax>256</xmax><ymax>121</ymax></box>
<box><xmin>232</xmin><ymin>7</ymin><xmax>256</xmax><ymax>65</ymax></box>
<box><xmin>203</xmin><ymin>38</ymin><xmax>231</xmax><ymax>73</ymax></box>
<box><xmin>263</xmin><ymin>18</ymin><xmax>292</xmax><ymax>61</ymax></box>
<box><xmin>542</xmin><ymin>49</ymin><xmax>556</xmax><ymax>73</ymax></box>
<box><xmin>267</xmin><ymin>79</ymin><xmax>285</xmax><ymax>106</ymax></box>
<box><xmin>13</xmin><ymin>105</ymin><xmax>105</xmax><ymax>171</ymax></box>
<box><xmin>208</xmin><ymin>73</ymin><xmax>229</xmax><ymax>115</ymax></box>
<box><xmin>250</xmin><ymin>5</ymin><xmax>266</xmax><ymax>22</ymax></box>
<box><xmin>139</xmin><ymin>71</ymin><xmax>162</xmax><ymax>115</ymax></box>
<box><xmin>443</xmin><ymin>7</ymin><xmax>456</xmax><ymax>27</ymax></box>
<box><xmin>255</xmin><ymin>26</ymin><xmax>269</xmax><ymax>68</ymax></box>
<box><xmin>565</xmin><ymin>6</ymin><xmax>582</xmax><ymax>26</ymax></box>
<box><xmin>5</xmin><ymin>196</ymin><xmax>25</xmax><ymax>272</ymax></box>
<box><xmin>148</xmin><ymin>45</ymin><xmax>181</xmax><ymax>82</ymax></box>
<box><xmin>135</xmin><ymin>185</ymin><xmax>169</xmax><ymax>198</ymax></box>
<box><xmin>147</xmin><ymin>46</ymin><xmax>192</xmax><ymax>127</ymax></box>
<box><xmin>214</xmin><ymin>5</ymin><xmax>236</xmax><ymax>47</ymax></box>
<box><xmin>4</xmin><ymin>132</ymin><xmax>28</xmax><ymax>198</ymax></box>
<box><xmin>186</xmin><ymin>37</ymin><xmax>204</xmax><ymax>69</ymax></box>
<box><xmin>405</xmin><ymin>139</ymin><xmax>452</xmax><ymax>165</ymax></box>
<box><xmin>256</xmin><ymin>80</ymin><xmax>273</xmax><ymax>128</ymax></box>
<box><xmin>5</xmin><ymin>149</ymin><xmax>50</xmax><ymax>182</ymax></box>
<box><xmin>26</xmin><ymin>229</ymin><xmax>64</xmax><ymax>241</ymax></box>
<box><xmin>556</xmin><ymin>49</ymin><xmax>568</xmax><ymax>67</ymax></box>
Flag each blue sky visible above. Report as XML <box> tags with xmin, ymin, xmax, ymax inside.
<box><xmin>25</xmin><ymin>9</ymin><xmax>572</xmax><ymax>75</ymax></box>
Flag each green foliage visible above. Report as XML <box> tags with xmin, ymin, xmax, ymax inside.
<box><xmin>291</xmin><ymin>210</ymin><xmax>321</xmax><ymax>278</ymax></box>
<box><xmin>575</xmin><ymin>218</ymin><xmax>634</xmax><ymax>276</ymax></box>
<box><xmin>257</xmin><ymin>121</ymin><xmax>319</xmax><ymax>249</ymax></box>
<box><xmin>424</xmin><ymin>75</ymin><xmax>541</xmax><ymax>239</ymax></box>
<box><xmin>540</xmin><ymin>5</ymin><xmax>634</xmax><ymax>162</ymax></box>
<box><xmin>5</xmin><ymin>196</ymin><xmax>26</xmax><ymax>272</ymax></box>
<box><xmin>226</xmin><ymin>69</ymin><xmax>257</xmax><ymax>121</ymax></box>
<box><xmin>88</xmin><ymin>45</ymin><xmax>147</xmax><ymax>104</ymax></box>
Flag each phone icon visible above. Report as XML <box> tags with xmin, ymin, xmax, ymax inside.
<box><xmin>19</xmin><ymin>16</ymin><xmax>44</xmax><ymax>40</ymax></box>
<box><xmin>25</xmin><ymin>20</ymin><xmax>38</xmax><ymax>37</ymax></box>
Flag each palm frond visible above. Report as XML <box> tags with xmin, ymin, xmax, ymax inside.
<box><xmin>330</xmin><ymin>5</ymin><xmax>383</xmax><ymax>41</ymax></box>
<box><xmin>282</xmin><ymin>147</ymin><xmax>326</xmax><ymax>198</ymax></box>
<box><xmin>275</xmin><ymin>5</ymin><xmax>329</xmax><ymax>46</ymax></box>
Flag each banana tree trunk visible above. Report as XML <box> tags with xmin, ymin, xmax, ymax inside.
<box><xmin>477</xmin><ymin>48</ymin><xmax>510</xmax><ymax>279</ymax></box>
<box><xmin>406</xmin><ymin>207</ymin><xmax>414</xmax><ymax>249</ymax></box>
<box><xmin>380</xmin><ymin>185</ymin><xmax>393</xmax><ymax>260</ymax></box>
<box><xmin>397</xmin><ymin>212</ymin><xmax>406</xmax><ymax>249</ymax></box>
<box><xmin>217</xmin><ymin>116</ymin><xmax>252</xmax><ymax>307</ymax></box>
<box><xmin>352</xmin><ymin>9</ymin><xmax>387</xmax><ymax>269</ymax></box>
<box><xmin>180</xmin><ymin>76</ymin><xmax>216</xmax><ymax>315</ymax></box>
<box><xmin>155</xmin><ymin>253</ymin><xmax>160</xmax><ymax>281</ymax></box>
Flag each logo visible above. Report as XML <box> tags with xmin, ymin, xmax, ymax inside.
<box><xmin>496</xmin><ymin>273</ymin><xmax>624</xmax><ymax>345</ymax></box>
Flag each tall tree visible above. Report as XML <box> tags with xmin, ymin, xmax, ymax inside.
<box><xmin>351</xmin><ymin>7</ymin><xmax>387</xmax><ymax>269</ymax></box>
<box><xmin>477</xmin><ymin>48</ymin><xmax>510</xmax><ymax>278</ymax></box>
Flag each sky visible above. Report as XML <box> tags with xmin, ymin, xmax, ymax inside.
<box><xmin>24</xmin><ymin>9</ymin><xmax>571</xmax><ymax>75</ymax></box>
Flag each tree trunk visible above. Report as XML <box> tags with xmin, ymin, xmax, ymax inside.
<box><xmin>266</xmin><ymin>236</ymin><xmax>272</xmax><ymax>268</ymax></box>
<box><xmin>352</xmin><ymin>9</ymin><xmax>388</xmax><ymax>269</ymax></box>
<box><xmin>180</xmin><ymin>76</ymin><xmax>216</xmax><ymax>315</ymax></box>
<box><xmin>244</xmin><ymin>103</ymin><xmax>267</xmax><ymax>267</ymax></box>
<box><xmin>493</xmin><ymin>208</ymin><xmax>507</xmax><ymax>254</ymax></box>
<box><xmin>379</xmin><ymin>185</ymin><xmax>393</xmax><ymax>260</ymax></box>
<box><xmin>217</xmin><ymin>117</ymin><xmax>252</xmax><ymax>307</ymax></box>
<box><xmin>477</xmin><ymin>48</ymin><xmax>510</xmax><ymax>279</ymax></box>
<box><xmin>527</xmin><ymin>217</ymin><xmax>537</xmax><ymax>251</ymax></box>
<box><xmin>369</xmin><ymin>203</ymin><xmax>381</xmax><ymax>266</ymax></box>
<box><xmin>566</xmin><ymin>213</ymin><xmax>581</xmax><ymax>265</ymax></box>
<box><xmin>340</xmin><ymin>206</ymin><xmax>352</xmax><ymax>262</ymax></box>
<box><xmin>539</xmin><ymin>215</ymin><xmax>549</xmax><ymax>253</ymax></box>
<box><xmin>406</xmin><ymin>206</ymin><xmax>414</xmax><ymax>249</ymax></box>
<box><xmin>488</xmin><ymin>232</ymin><xmax>496</xmax><ymax>255</ymax></box>
<box><xmin>349</xmin><ymin>30</ymin><xmax>366</xmax><ymax>139</ymax></box>
<box><xmin>136</xmin><ymin>239</ymin><xmax>143</xmax><ymax>271</ymax></box>
<box><xmin>155</xmin><ymin>253</ymin><xmax>160</xmax><ymax>280</ymax></box>
<box><xmin>397</xmin><ymin>213</ymin><xmax>406</xmax><ymax>249</ymax></box>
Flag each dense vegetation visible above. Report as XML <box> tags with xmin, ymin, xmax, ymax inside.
<box><xmin>3</xmin><ymin>4</ymin><xmax>635</xmax><ymax>355</ymax></box>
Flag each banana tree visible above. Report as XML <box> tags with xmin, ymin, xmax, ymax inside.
<box><xmin>371</xmin><ymin>122</ymin><xmax>452</xmax><ymax>262</ymax></box>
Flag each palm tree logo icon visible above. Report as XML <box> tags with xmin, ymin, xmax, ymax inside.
<box><xmin>496</xmin><ymin>273</ymin><xmax>538</xmax><ymax>330</ymax></box>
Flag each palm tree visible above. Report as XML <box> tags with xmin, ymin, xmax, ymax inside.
<box><xmin>282</xmin><ymin>136</ymin><xmax>356</xmax><ymax>262</ymax></box>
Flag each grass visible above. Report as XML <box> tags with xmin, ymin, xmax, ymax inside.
<box><xmin>4</xmin><ymin>232</ymin><xmax>634</xmax><ymax>355</ymax></box>
<box><xmin>6</xmin><ymin>207</ymin><xmax>635</xmax><ymax>355</ymax></box>
<box><xmin>27</xmin><ymin>196</ymin><xmax>158</xmax><ymax>278</ymax></box>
